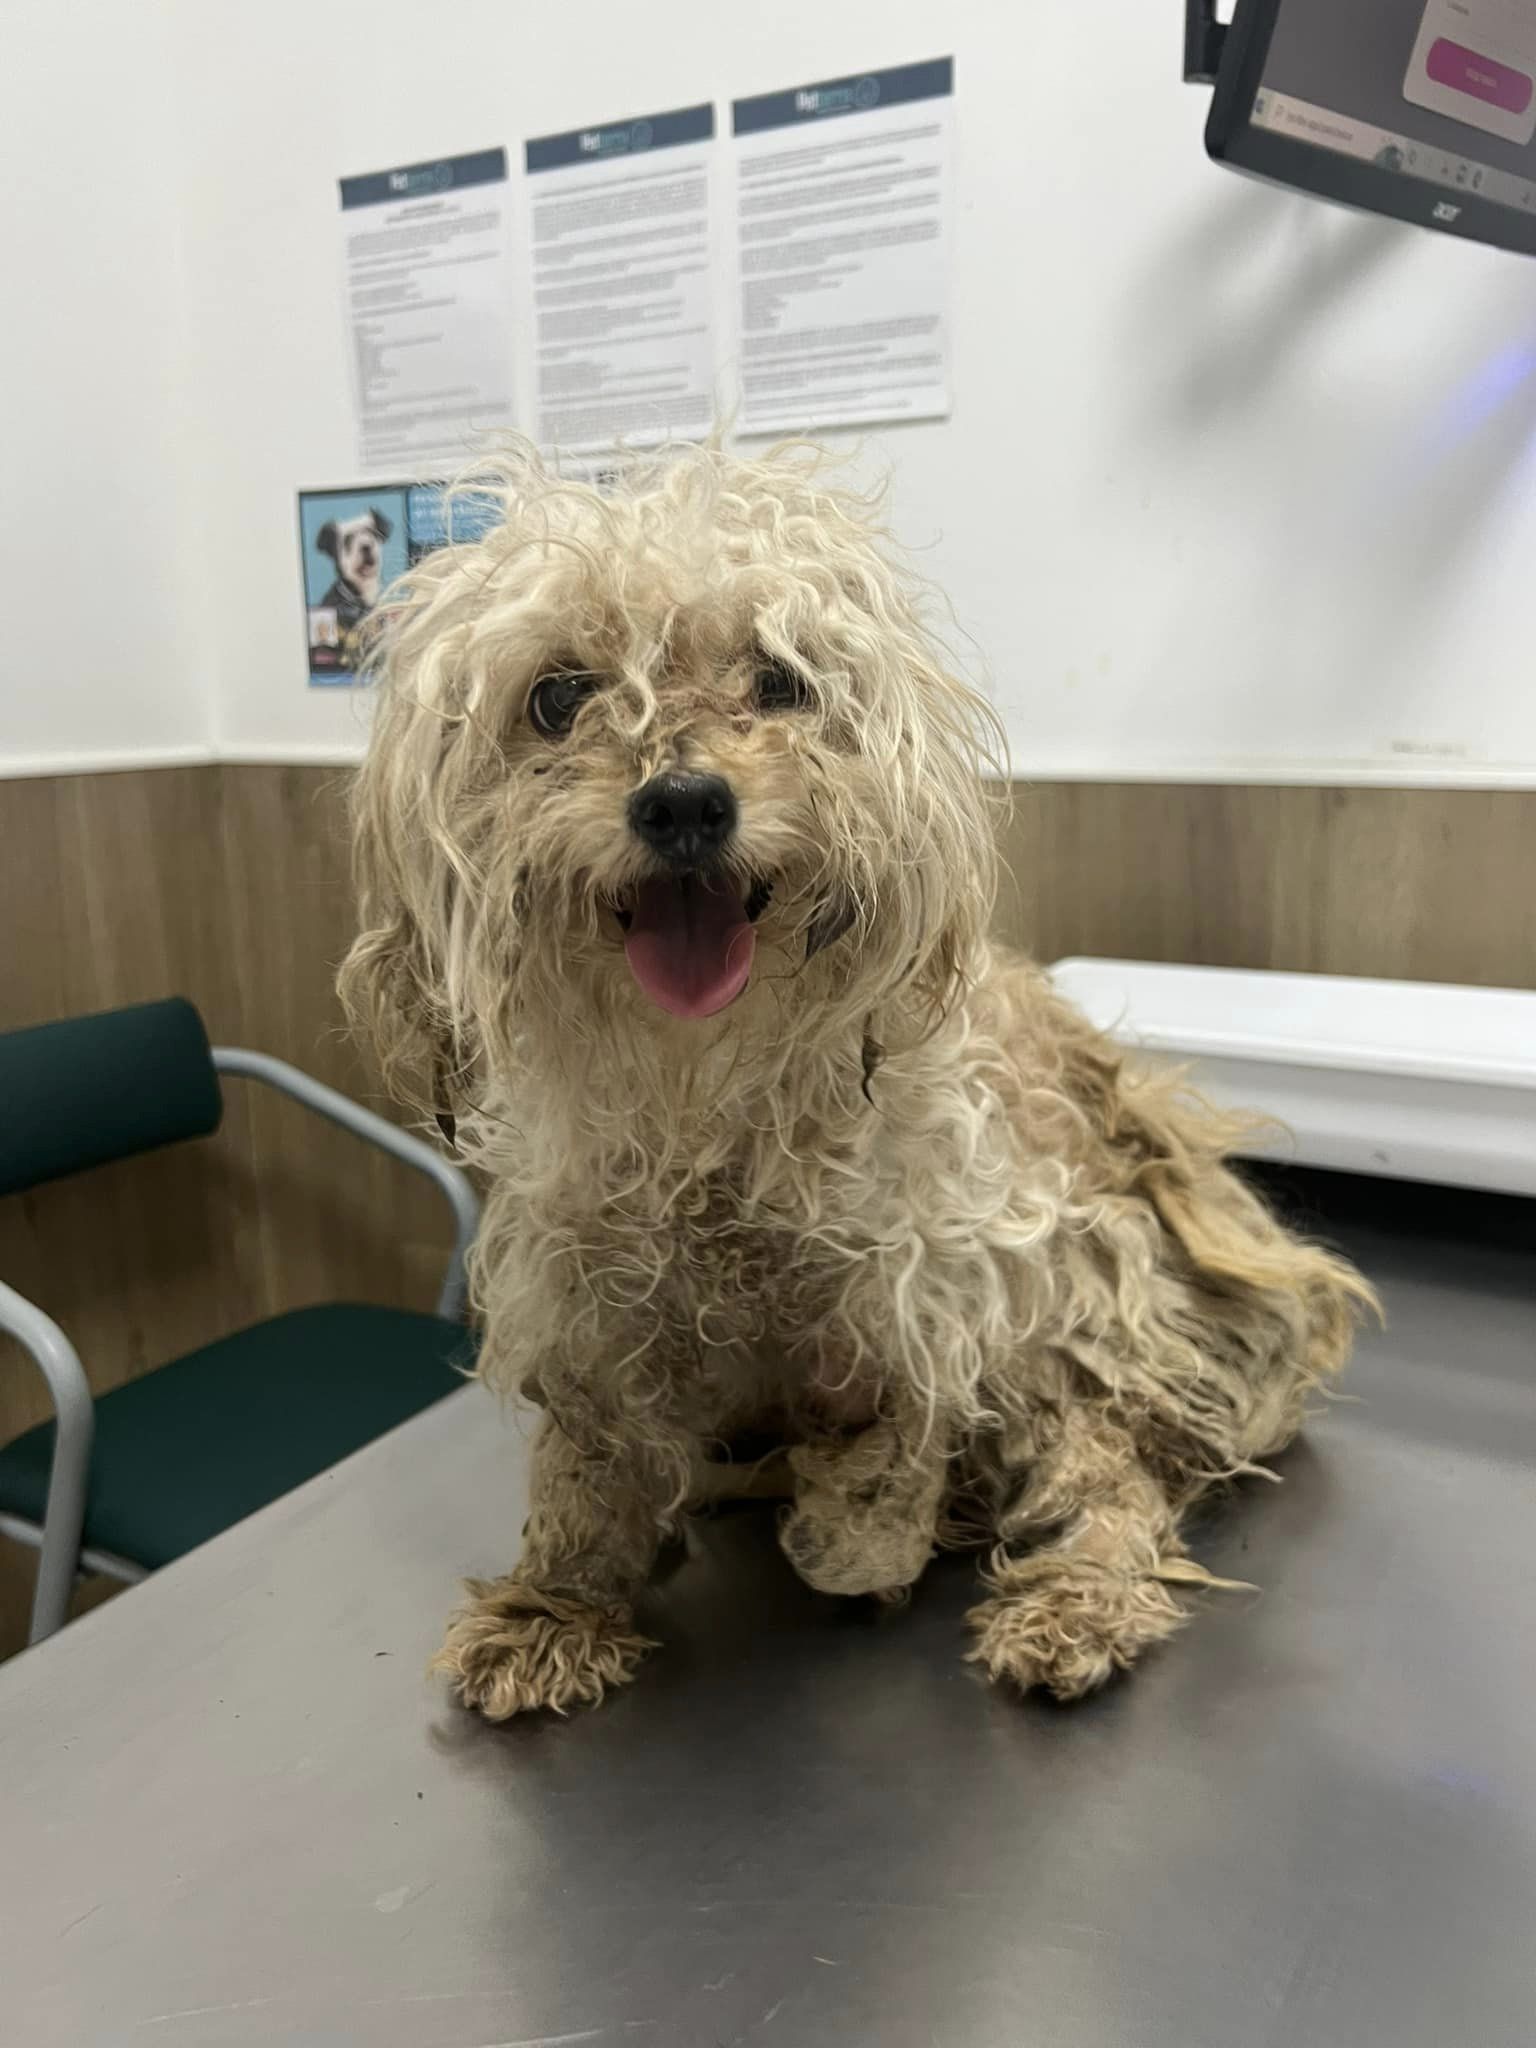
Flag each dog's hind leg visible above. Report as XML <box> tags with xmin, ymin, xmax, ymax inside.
<box><xmin>432</xmin><ymin>1413</ymin><xmax>677</xmax><ymax>1719</ymax></box>
<box><xmin>965</xmin><ymin>1393</ymin><xmax>1189</xmax><ymax>1701</ymax></box>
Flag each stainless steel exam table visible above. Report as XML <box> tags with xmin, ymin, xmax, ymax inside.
<box><xmin>2</xmin><ymin>1172</ymin><xmax>1533</xmax><ymax>2048</ymax></box>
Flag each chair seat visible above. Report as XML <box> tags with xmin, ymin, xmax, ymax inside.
<box><xmin>0</xmin><ymin>1304</ymin><xmax>475</xmax><ymax>1570</ymax></box>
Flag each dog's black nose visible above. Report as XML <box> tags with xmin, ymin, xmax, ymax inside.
<box><xmin>629</xmin><ymin>772</ymin><xmax>738</xmax><ymax>866</ymax></box>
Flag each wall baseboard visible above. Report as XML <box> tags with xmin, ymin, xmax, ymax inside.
<box><xmin>0</xmin><ymin>745</ymin><xmax>216</xmax><ymax>780</ymax></box>
<box><xmin>1009</xmin><ymin>759</ymin><xmax>1536</xmax><ymax>791</ymax></box>
<box><xmin>7</xmin><ymin>746</ymin><xmax>1536</xmax><ymax>790</ymax></box>
<box><xmin>212</xmin><ymin>743</ymin><xmax>371</xmax><ymax>767</ymax></box>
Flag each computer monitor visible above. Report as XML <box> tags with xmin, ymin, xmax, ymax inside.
<box><xmin>1201</xmin><ymin>0</ymin><xmax>1536</xmax><ymax>255</ymax></box>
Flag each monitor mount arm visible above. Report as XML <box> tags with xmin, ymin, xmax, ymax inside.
<box><xmin>1184</xmin><ymin>0</ymin><xmax>1228</xmax><ymax>85</ymax></box>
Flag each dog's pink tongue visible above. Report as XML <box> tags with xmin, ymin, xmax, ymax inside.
<box><xmin>623</xmin><ymin>875</ymin><xmax>756</xmax><ymax>1019</ymax></box>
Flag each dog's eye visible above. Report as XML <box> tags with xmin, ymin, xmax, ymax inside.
<box><xmin>753</xmin><ymin>658</ymin><xmax>811</xmax><ymax>715</ymax></box>
<box><xmin>528</xmin><ymin>670</ymin><xmax>601</xmax><ymax>738</ymax></box>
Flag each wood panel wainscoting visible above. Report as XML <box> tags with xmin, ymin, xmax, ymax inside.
<box><xmin>1</xmin><ymin>763</ymin><xmax>1532</xmax><ymax>1655</ymax></box>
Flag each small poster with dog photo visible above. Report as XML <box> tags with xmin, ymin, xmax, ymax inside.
<box><xmin>299</xmin><ymin>487</ymin><xmax>409</xmax><ymax>685</ymax></box>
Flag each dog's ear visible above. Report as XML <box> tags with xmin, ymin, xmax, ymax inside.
<box><xmin>370</xmin><ymin>510</ymin><xmax>393</xmax><ymax>541</ymax></box>
<box><xmin>887</xmin><ymin>660</ymin><xmax>1005</xmax><ymax>1032</ymax></box>
<box><xmin>338</xmin><ymin>872</ymin><xmax>466</xmax><ymax>1134</ymax></box>
<box><xmin>338</xmin><ymin>667</ymin><xmax>473</xmax><ymax>1130</ymax></box>
<box><xmin>316</xmin><ymin>521</ymin><xmax>339</xmax><ymax>561</ymax></box>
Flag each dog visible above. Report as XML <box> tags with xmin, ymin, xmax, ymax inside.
<box><xmin>315</xmin><ymin>508</ymin><xmax>391</xmax><ymax>634</ymax></box>
<box><xmin>340</xmin><ymin>441</ymin><xmax>1375</xmax><ymax>1719</ymax></box>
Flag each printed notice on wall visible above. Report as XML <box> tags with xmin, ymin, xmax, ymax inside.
<box><xmin>525</xmin><ymin>105</ymin><xmax>717</xmax><ymax>452</ymax></box>
<box><xmin>732</xmin><ymin>59</ymin><xmax>954</xmax><ymax>435</ymax></box>
<box><xmin>339</xmin><ymin>148</ymin><xmax>516</xmax><ymax>474</ymax></box>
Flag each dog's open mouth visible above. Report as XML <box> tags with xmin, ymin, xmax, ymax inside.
<box><xmin>611</xmin><ymin>874</ymin><xmax>772</xmax><ymax>1020</ymax></box>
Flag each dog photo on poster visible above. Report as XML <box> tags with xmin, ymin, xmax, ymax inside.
<box><xmin>298</xmin><ymin>483</ymin><xmax>503</xmax><ymax>685</ymax></box>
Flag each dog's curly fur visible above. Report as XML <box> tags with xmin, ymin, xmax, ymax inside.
<box><xmin>340</xmin><ymin>439</ymin><xmax>1376</xmax><ymax>1718</ymax></box>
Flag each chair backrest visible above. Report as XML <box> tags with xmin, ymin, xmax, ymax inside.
<box><xmin>0</xmin><ymin>998</ymin><xmax>223</xmax><ymax>1196</ymax></box>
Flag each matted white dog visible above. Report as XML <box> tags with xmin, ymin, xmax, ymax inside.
<box><xmin>341</xmin><ymin>442</ymin><xmax>1373</xmax><ymax>1719</ymax></box>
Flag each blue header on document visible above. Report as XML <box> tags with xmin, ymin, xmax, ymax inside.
<box><xmin>339</xmin><ymin>147</ymin><xmax>508</xmax><ymax>210</ymax></box>
<box><xmin>525</xmin><ymin>104</ymin><xmax>715</xmax><ymax>174</ymax></box>
<box><xmin>732</xmin><ymin>57</ymin><xmax>953</xmax><ymax>136</ymax></box>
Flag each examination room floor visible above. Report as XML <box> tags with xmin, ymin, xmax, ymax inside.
<box><xmin>1</xmin><ymin>1168</ymin><xmax>1533</xmax><ymax>2048</ymax></box>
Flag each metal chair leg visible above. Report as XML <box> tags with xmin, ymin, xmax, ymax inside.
<box><xmin>0</xmin><ymin>1281</ymin><xmax>95</xmax><ymax>1644</ymax></box>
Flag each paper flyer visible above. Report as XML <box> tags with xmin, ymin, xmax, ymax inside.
<box><xmin>731</xmin><ymin>59</ymin><xmax>954</xmax><ymax>434</ymax></box>
<box><xmin>524</xmin><ymin>105</ymin><xmax>717</xmax><ymax>451</ymax></box>
<box><xmin>338</xmin><ymin>147</ymin><xmax>517</xmax><ymax>474</ymax></box>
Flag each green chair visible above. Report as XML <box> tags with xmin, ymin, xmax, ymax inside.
<box><xmin>0</xmin><ymin>998</ymin><xmax>479</xmax><ymax>1646</ymax></box>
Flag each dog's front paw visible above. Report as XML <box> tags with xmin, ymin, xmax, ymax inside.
<box><xmin>431</xmin><ymin>1578</ymin><xmax>654</xmax><ymax>1719</ymax></box>
<box><xmin>966</xmin><ymin>1554</ymin><xmax>1186</xmax><ymax>1701</ymax></box>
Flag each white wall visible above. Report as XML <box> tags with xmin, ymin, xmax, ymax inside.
<box><xmin>0</xmin><ymin>3</ymin><xmax>214</xmax><ymax>775</ymax></box>
<box><xmin>9</xmin><ymin>1</ymin><xmax>1536</xmax><ymax>784</ymax></box>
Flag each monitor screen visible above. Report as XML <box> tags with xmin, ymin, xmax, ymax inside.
<box><xmin>1207</xmin><ymin>1</ymin><xmax>1536</xmax><ymax>253</ymax></box>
